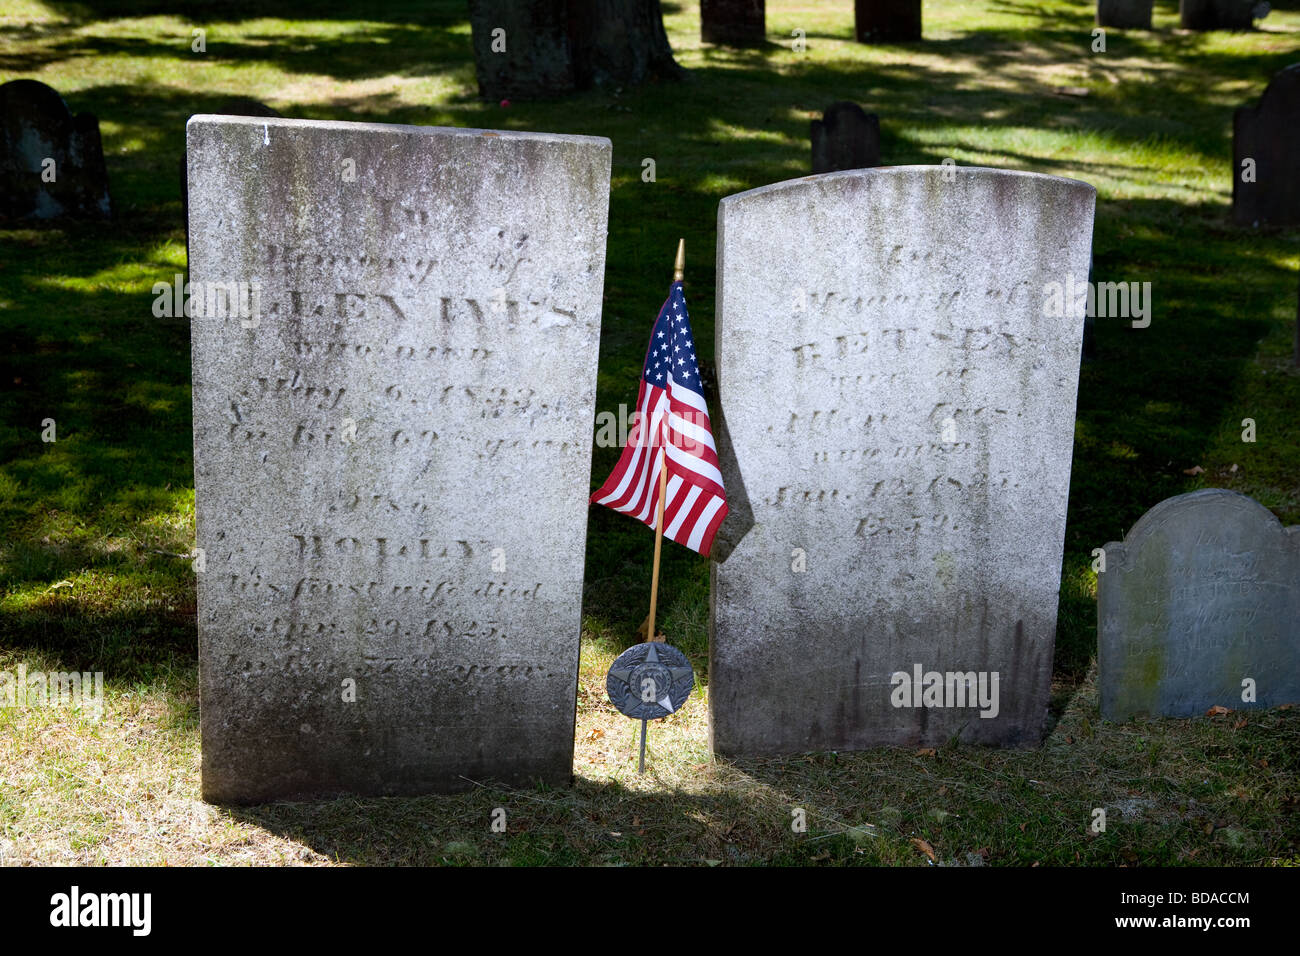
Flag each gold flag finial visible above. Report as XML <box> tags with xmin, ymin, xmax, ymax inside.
<box><xmin>673</xmin><ymin>238</ymin><xmax>685</xmax><ymax>282</ymax></box>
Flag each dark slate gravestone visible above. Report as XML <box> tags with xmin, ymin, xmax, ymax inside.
<box><xmin>0</xmin><ymin>80</ymin><xmax>110</xmax><ymax>220</ymax></box>
<box><xmin>1099</xmin><ymin>489</ymin><xmax>1300</xmax><ymax>721</ymax></box>
<box><xmin>1233</xmin><ymin>64</ymin><xmax>1300</xmax><ymax>228</ymax></box>
<box><xmin>701</xmin><ymin>0</ymin><xmax>765</xmax><ymax>47</ymax></box>
<box><xmin>854</xmin><ymin>0</ymin><xmax>921</xmax><ymax>43</ymax></box>
<box><xmin>811</xmin><ymin>102</ymin><xmax>880</xmax><ymax>174</ymax></box>
<box><xmin>1097</xmin><ymin>0</ymin><xmax>1153</xmax><ymax>29</ymax></box>
<box><xmin>1180</xmin><ymin>0</ymin><xmax>1256</xmax><ymax>30</ymax></box>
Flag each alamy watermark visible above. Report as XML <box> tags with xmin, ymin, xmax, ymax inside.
<box><xmin>0</xmin><ymin>665</ymin><xmax>104</xmax><ymax>719</ymax></box>
<box><xmin>890</xmin><ymin>664</ymin><xmax>999</xmax><ymax>718</ymax></box>
<box><xmin>153</xmin><ymin>273</ymin><xmax>262</xmax><ymax>327</ymax></box>
<box><xmin>1042</xmin><ymin>275</ymin><xmax>1151</xmax><ymax>328</ymax></box>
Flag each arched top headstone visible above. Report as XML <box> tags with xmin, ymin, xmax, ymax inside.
<box><xmin>0</xmin><ymin>79</ymin><xmax>110</xmax><ymax>220</ymax></box>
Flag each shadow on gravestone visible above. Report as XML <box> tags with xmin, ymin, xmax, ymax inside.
<box><xmin>1233</xmin><ymin>63</ymin><xmax>1300</xmax><ymax>229</ymax></box>
<box><xmin>1098</xmin><ymin>489</ymin><xmax>1300</xmax><ymax>721</ymax></box>
<box><xmin>811</xmin><ymin>102</ymin><xmax>880</xmax><ymax>175</ymax></box>
<box><xmin>1096</xmin><ymin>0</ymin><xmax>1153</xmax><ymax>29</ymax></box>
<box><xmin>701</xmin><ymin>0</ymin><xmax>765</xmax><ymax>47</ymax></box>
<box><xmin>182</xmin><ymin>99</ymin><xmax>282</xmax><ymax>251</ymax></box>
<box><xmin>1180</xmin><ymin>0</ymin><xmax>1259</xmax><ymax>30</ymax></box>
<box><xmin>854</xmin><ymin>0</ymin><xmax>921</xmax><ymax>43</ymax></box>
<box><xmin>0</xmin><ymin>79</ymin><xmax>110</xmax><ymax>221</ymax></box>
<box><xmin>710</xmin><ymin>166</ymin><xmax>1096</xmax><ymax>756</ymax></box>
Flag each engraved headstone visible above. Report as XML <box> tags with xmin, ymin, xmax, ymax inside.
<box><xmin>188</xmin><ymin>116</ymin><xmax>611</xmax><ymax>802</ymax></box>
<box><xmin>854</xmin><ymin>0</ymin><xmax>922</xmax><ymax>43</ymax></box>
<box><xmin>711</xmin><ymin>167</ymin><xmax>1095</xmax><ymax>754</ymax></box>
<box><xmin>811</xmin><ymin>102</ymin><xmax>880</xmax><ymax>175</ymax></box>
<box><xmin>701</xmin><ymin>0</ymin><xmax>765</xmax><ymax>47</ymax></box>
<box><xmin>1233</xmin><ymin>63</ymin><xmax>1300</xmax><ymax>228</ymax></box>
<box><xmin>1098</xmin><ymin>489</ymin><xmax>1299</xmax><ymax>721</ymax></box>
<box><xmin>1097</xmin><ymin>0</ymin><xmax>1153</xmax><ymax>29</ymax></box>
<box><xmin>1180</xmin><ymin>0</ymin><xmax>1256</xmax><ymax>30</ymax></box>
<box><xmin>0</xmin><ymin>79</ymin><xmax>110</xmax><ymax>220</ymax></box>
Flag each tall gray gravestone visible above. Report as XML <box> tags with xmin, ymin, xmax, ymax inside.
<box><xmin>711</xmin><ymin>167</ymin><xmax>1096</xmax><ymax>754</ymax></box>
<box><xmin>1097</xmin><ymin>0</ymin><xmax>1153</xmax><ymax>30</ymax></box>
<box><xmin>1098</xmin><ymin>489</ymin><xmax>1299</xmax><ymax>721</ymax></box>
<box><xmin>188</xmin><ymin>116</ymin><xmax>611</xmax><ymax>803</ymax></box>
<box><xmin>1234</xmin><ymin>64</ymin><xmax>1300</xmax><ymax>229</ymax></box>
<box><xmin>0</xmin><ymin>79</ymin><xmax>110</xmax><ymax>220</ymax></box>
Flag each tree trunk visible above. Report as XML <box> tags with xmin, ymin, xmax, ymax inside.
<box><xmin>468</xmin><ymin>0</ymin><xmax>682</xmax><ymax>100</ymax></box>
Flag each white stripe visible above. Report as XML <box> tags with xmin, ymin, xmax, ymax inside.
<box><xmin>596</xmin><ymin>389</ymin><xmax>664</xmax><ymax>507</ymax></box>
<box><xmin>668</xmin><ymin>376</ymin><xmax>708</xmax><ymax>413</ymax></box>
<box><xmin>686</xmin><ymin>495</ymin><xmax>726</xmax><ymax>552</ymax></box>
<box><xmin>633</xmin><ymin>447</ymin><xmax>665</xmax><ymax>524</ymax></box>
<box><xmin>666</xmin><ymin>441</ymin><xmax>725</xmax><ymax>489</ymax></box>
<box><xmin>665</xmin><ymin>486</ymin><xmax>702</xmax><ymax>539</ymax></box>
<box><xmin>669</xmin><ymin>411</ymin><xmax>716</xmax><ymax>454</ymax></box>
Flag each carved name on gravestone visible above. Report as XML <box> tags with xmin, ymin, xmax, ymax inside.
<box><xmin>1098</xmin><ymin>489</ymin><xmax>1299</xmax><ymax>721</ymax></box>
<box><xmin>711</xmin><ymin>167</ymin><xmax>1095</xmax><ymax>754</ymax></box>
<box><xmin>0</xmin><ymin>79</ymin><xmax>110</xmax><ymax>220</ymax></box>
<box><xmin>1234</xmin><ymin>63</ymin><xmax>1300</xmax><ymax>229</ymax></box>
<box><xmin>811</xmin><ymin>102</ymin><xmax>880</xmax><ymax>175</ymax></box>
<box><xmin>701</xmin><ymin>0</ymin><xmax>766</xmax><ymax>47</ymax></box>
<box><xmin>188</xmin><ymin>116</ymin><xmax>610</xmax><ymax>803</ymax></box>
<box><xmin>1180</xmin><ymin>0</ymin><xmax>1257</xmax><ymax>31</ymax></box>
<box><xmin>854</xmin><ymin>0</ymin><xmax>922</xmax><ymax>43</ymax></box>
<box><xmin>1097</xmin><ymin>0</ymin><xmax>1153</xmax><ymax>30</ymax></box>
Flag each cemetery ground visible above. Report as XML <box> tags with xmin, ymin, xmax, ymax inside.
<box><xmin>1</xmin><ymin>0</ymin><xmax>1299</xmax><ymax>866</ymax></box>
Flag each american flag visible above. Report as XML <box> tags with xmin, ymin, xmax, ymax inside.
<box><xmin>591</xmin><ymin>281</ymin><xmax>728</xmax><ymax>556</ymax></box>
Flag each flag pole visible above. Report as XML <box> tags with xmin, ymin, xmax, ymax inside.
<box><xmin>645</xmin><ymin>238</ymin><xmax>683</xmax><ymax>645</ymax></box>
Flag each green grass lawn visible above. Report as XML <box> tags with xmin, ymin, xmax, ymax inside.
<box><xmin>1</xmin><ymin>0</ymin><xmax>1298</xmax><ymax>865</ymax></box>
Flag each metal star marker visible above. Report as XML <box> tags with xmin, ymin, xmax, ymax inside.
<box><xmin>606</xmin><ymin>642</ymin><xmax>695</xmax><ymax>772</ymax></box>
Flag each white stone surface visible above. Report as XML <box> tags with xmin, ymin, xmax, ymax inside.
<box><xmin>188</xmin><ymin>116</ymin><xmax>610</xmax><ymax>802</ymax></box>
<box><xmin>711</xmin><ymin>166</ymin><xmax>1095</xmax><ymax>753</ymax></box>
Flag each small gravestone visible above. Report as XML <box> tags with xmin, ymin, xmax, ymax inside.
<box><xmin>188</xmin><ymin>116</ymin><xmax>611</xmax><ymax>802</ymax></box>
<box><xmin>1098</xmin><ymin>489</ymin><xmax>1299</xmax><ymax>721</ymax></box>
<box><xmin>701</xmin><ymin>0</ymin><xmax>765</xmax><ymax>47</ymax></box>
<box><xmin>1180</xmin><ymin>0</ymin><xmax>1257</xmax><ymax>30</ymax></box>
<box><xmin>1097</xmin><ymin>0</ymin><xmax>1153</xmax><ymax>29</ymax></box>
<box><xmin>711</xmin><ymin>167</ymin><xmax>1096</xmax><ymax>755</ymax></box>
<box><xmin>0</xmin><ymin>79</ymin><xmax>110</xmax><ymax>220</ymax></box>
<box><xmin>811</xmin><ymin>102</ymin><xmax>880</xmax><ymax>175</ymax></box>
<box><xmin>854</xmin><ymin>0</ymin><xmax>921</xmax><ymax>43</ymax></box>
<box><xmin>1233</xmin><ymin>64</ymin><xmax>1300</xmax><ymax>228</ymax></box>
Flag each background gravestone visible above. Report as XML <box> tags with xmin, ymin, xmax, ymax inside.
<box><xmin>1233</xmin><ymin>63</ymin><xmax>1300</xmax><ymax>228</ymax></box>
<box><xmin>188</xmin><ymin>115</ymin><xmax>611</xmax><ymax>803</ymax></box>
<box><xmin>1180</xmin><ymin>0</ymin><xmax>1256</xmax><ymax>30</ymax></box>
<box><xmin>854</xmin><ymin>0</ymin><xmax>922</xmax><ymax>43</ymax></box>
<box><xmin>0</xmin><ymin>79</ymin><xmax>110</xmax><ymax>220</ymax></box>
<box><xmin>711</xmin><ymin>166</ymin><xmax>1096</xmax><ymax>754</ymax></box>
<box><xmin>701</xmin><ymin>0</ymin><xmax>765</xmax><ymax>47</ymax></box>
<box><xmin>1097</xmin><ymin>0</ymin><xmax>1153</xmax><ymax>29</ymax></box>
<box><xmin>811</xmin><ymin>102</ymin><xmax>880</xmax><ymax>174</ymax></box>
<box><xmin>1099</xmin><ymin>489</ymin><xmax>1299</xmax><ymax>721</ymax></box>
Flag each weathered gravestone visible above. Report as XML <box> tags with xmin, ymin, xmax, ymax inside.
<box><xmin>188</xmin><ymin>116</ymin><xmax>611</xmax><ymax>802</ymax></box>
<box><xmin>811</xmin><ymin>102</ymin><xmax>880</xmax><ymax>175</ymax></box>
<box><xmin>1233</xmin><ymin>63</ymin><xmax>1300</xmax><ymax>228</ymax></box>
<box><xmin>854</xmin><ymin>0</ymin><xmax>922</xmax><ymax>43</ymax></box>
<box><xmin>0</xmin><ymin>79</ymin><xmax>110</xmax><ymax>220</ymax></box>
<box><xmin>182</xmin><ymin>100</ymin><xmax>282</xmax><ymax>250</ymax></box>
<box><xmin>1098</xmin><ymin>489</ymin><xmax>1299</xmax><ymax>721</ymax></box>
<box><xmin>1180</xmin><ymin>0</ymin><xmax>1257</xmax><ymax>30</ymax></box>
<box><xmin>1097</xmin><ymin>0</ymin><xmax>1153</xmax><ymax>30</ymax></box>
<box><xmin>701</xmin><ymin>0</ymin><xmax>765</xmax><ymax>47</ymax></box>
<box><xmin>711</xmin><ymin>167</ymin><xmax>1096</xmax><ymax>754</ymax></box>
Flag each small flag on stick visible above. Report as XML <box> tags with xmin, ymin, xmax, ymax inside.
<box><xmin>590</xmin><ymin>243</ymin><xmax>728</xmax><ymax>557</ymax></box>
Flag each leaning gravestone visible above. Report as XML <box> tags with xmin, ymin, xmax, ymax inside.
<box><xmin>1233</xmin><ymin>63</ymin><xmax>1300</xmax><ymax>228</ymax></box>
<box><xmin>854</xmin><ymin>0</ymin><xmax>922</xmax><ymax>43</ymax></box>
<box><xmin>701</xmin><ymin>0</ymin><xmax>765</xmax><ymax>47</ymax></box>
<box><xmin>0</xmin><ymin>79</ymin><xmax>110</xmax><ymax>220</ymax></box>
<box><xmin>1098</xmin><ymin>489</ymin><xmax>1299</xmax><ymax>721</ymax></box>
<box><xmin>1180</xmin><ymin>0</ymin><xmax>1256</xmax><ymax>30</ymax></box>
<box><xmin>188</xmin><ymin>116</ymin><xmax>611</xmax><ymax>802</ymax></box>
<box><xmin>711</xmin><ymin>166</ymin><xmax>1095</xmax><ymax>754</ymax></box>
<box><xmin>811</xmin><ymin>102</ymin><xmax>880</xmax><ymax>175</ymax></box>
<box><xmin>1097</xmin><ymin>0</ymin><xmax>1153</xmax><ymax>30</ymax></box>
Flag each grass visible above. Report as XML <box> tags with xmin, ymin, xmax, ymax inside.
<box><xmin>1</xmin><ymin>0</ymin><xmax>1298</xmax><ymax>865</ymax></box>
